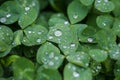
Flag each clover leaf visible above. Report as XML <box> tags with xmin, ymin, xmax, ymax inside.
<box><xmin>36</xmin><ymin>42</ymin><xmax>64</xmax><ymax>69</ymax></box>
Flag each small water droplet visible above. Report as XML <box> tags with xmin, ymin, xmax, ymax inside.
<box><xmin>0</xmin><ymin>27</ymin><xmax>2</xmax><ymax>29</ymax></box>
<box><xmin>25</xmin><ymin>7</ymin><xmax>30</xmax><ymax>11</ymax></box>
<box><xmin>73</xmin><ymin>72</ymin><xmax>79</xmax><ymax>77</ymax></box>
<box><xmin>32</xmin><ymin>2</ymin><xmax>36</xmax><ymax>6</ymax></box>
<box><xmin>49</xmin><ymin>52</ymin><xmax>54</xmax><ymax>58</ymax></box>
<box><xmin>6</xmin><ymin>14</ymin><xmax>11</xmax><ymax>18</ymax></box>
<box><xmin>64</xmin><ymin>21</ymin><xmax>69</xmax><ymax>25</ymax></box>
<box><xmin>0</xmin><ymin>17</ymin><xmax>6</xmax><ymax>23</ymax></box>
<box><xmin>70</xmin><ymin>43</ymin><xmax>76</xmax><ymax>47</ymax></box>
<box><xmin>28</xmin><ymin>31</ymin><xmax>32</xmax><ymax>34</ymax></box>
<box><xmin>104</xmin><ymin>0</ymin><xmax>108</xmax><ymax>2</ymax></box>
<box><xmin>55</xmin><ymin>56</ymin><xmax>59</xmax><ymax>60</ymax></box>
<box><xmin>63</xmin><ymin>46</ymin><xmax>67</xmax><ymax>49</ymax></box>
<box><xmin>54</xmin><ymin>30</ymin><xmax>62</xmax><ymax>37</ymax></box>
<box><xmin>38</xmin><ymin>31</ymin><xmax>42</xmax><ymax>35</ymax></box>
<box><xmin>96</xmin><ymin>66</ymin><xmax>101</xmax><ymax>70</ymax></box>
<box><xmin>36</xmin><ymin>39</ymin><xmax>41</xmax><ymax>43</ymax></box>
<box><xmin>87</xmin><ymin>37</ymin><xmax>93</xmax><ymax>42</ymax></box>
<box><xmin>102</xmin><ymin>22</ymin><xmax>106</xmax><ymax>26</ymax></box>
<box><xmin>117</xmin><ymin>69</ymin><xmax>120</xmax><ymax>72</ymax></box>
<box><xmin>73</xmin><ymin>15</ymin><xmax>78</xmax><ymax>19</ymax></box>
<box><xmin>48</xmin><ymin>36</ymin><xmax>53</xmax><ymax>39</ymax></box>
<box><xmin>48</xmin><ymin>61</ymin><xmax>54</xmax><ymax>66</ymax></box>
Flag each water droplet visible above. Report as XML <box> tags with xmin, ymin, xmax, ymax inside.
<box><xmin>70</xmin><ymin>43</ymin><xmax>76</xmax><ymax>47</ymax></box>
<box><xmin>63</xmin><ymin>46</ymin><xmax>67</xmax><ymax>49</ymax></box>
<box><xmin>54</xmin><ymin>30</ymin><xmax>62</xmax><ymax>37</ymax></box>
<box><xmin>48</xmin><ymin>36</ymin><xmax>53</xmax><ymax>39</ymax></box>
<box><xmin>96</xmin><ymin>66</ymin><xmax>101</xmax><ymax>70</ymax></box>
<box><xmin>117</xmin><ymin>69</ymin><xmax>120</xmax><ymax>72</ymax></box>
<box><xmin>49</xmin><ymin>52</ymin><xmax>54</xmax><ymax>58</ymax></box>
<box><xmin>87</xmin><ymin>37</ymin><xmax>93</xmax><ymax>42</ymax></box>
<box><xmin>48</xmin><ymin>61</ymin><xmax>54</xmax><ymax>66</ymax></box>
<box><xmin>102</xmin><ymin>22</ymin><xmax>106</xmax><ymax>26</ymax></box>
<box><xmin>73</xmin><ymin>71</ymin><xmax>79</xmax><ymax>77</ymax></box>
<box><xmin>32</xmin><ymin>2</ymin><xmax>36</xmax><ymax>6</ymax></box>
<box><xmin>6</xmin><ymin>14</ymin><xmax>11</xmax><ymax>18</ymax></box>
<box><xmin>0</xmin><ymin>17</ymin><xmax>6</xmax><ymax>23</ymax></box>
<box><xmin>55</xmin><ymin>56</ymin><xmax>59</xmax><ymax>60</ymax></box>
<box><xmin>104</xmin><ymin>0</ymin><xmax>108</xmax><ymax>2</ymax></box>
<box><xmin>85</xmin><ymin>63</ymin><xmax>89</xmax><ymax>67</ymax></box>
<box><xmin>28</xmin><ymin>31</ymin><xmax>32</xmax><ymax>34</ymax></box>
<box><xmin>73</xmin><ymin>15</ymin><xmax>78</xmax><ymax>19</ymax></box>
<box><xmin>36</xmin><ymin>39</ymin><xmax>41</xmax><ymax>43</ymax></box>
<box><xmin>64</xmin><ymin>21</ymin><xmax>69</xmax><ymax>25</ymax></box>
<box><xmin>0</xmin><ymin>27</ymin><xmax>2</xmax><ymax>29</ymax></box>
<box><xmin>38</xmin><ymin>31</ymin><xmax>42</xmax><ymax>35</ymax></box>
<box><xmin>25</xmin><ymin>7</ymin><xmax>30</xmax><ymax>11</ymax></box>
<box><xmin>97</xmin><ymin>0</ymin><xmax>101</xmax><ymax>3</ymax></box>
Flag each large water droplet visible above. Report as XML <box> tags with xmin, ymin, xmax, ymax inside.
<box><xmin>73</xmin><ymin>71</ymin><xmax>79</xmax><ymax>77</ymax></box>
<box><xmin>54</xmin><ymin>30</ymin><xmax>62</xmax><ymax>37</ymax></box>
<box><xmin>0</xmin><ymin>17</ymin><xmax>6</xmax><ymax>23</ymax></box>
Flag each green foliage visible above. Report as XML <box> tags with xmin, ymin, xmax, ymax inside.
<box><xmin>0</xmin><ymin>0</ymin><xmax>120</xmax><ymax>80</ymax></box>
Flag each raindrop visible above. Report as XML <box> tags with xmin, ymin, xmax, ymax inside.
<box><xmin>85</xmin><ymin>63</ymin><xmax>89</xmax><ymax>67</ymax></box>
<box><xmin>102</xmin><ymin>22</ymin><xmax>106</xmax><ymax>26</ymax></box>
<box><xmin>63</xmin><ymin>46</ymin><xmax>67</xmax><ymax>49</ymax></box>
<box><xmin>73</xmin><ymin>15</ymin><xmax>78</xmax><ymax>19</ymax></box>
<box><xmin>87</xmin><ymin>37</ymin><xmax>93</xmax><ymax>42</ymax></box>
<box><xmin>96</xmin><ymin>66</ymin><xmax>101</xmax><ymax>70</ymax></box>
<box><xmin>117</xmin><ymin>69</ymin><xmax>120</xmax><ymax>72</ymax></box>
<box><xmin>32</xmin><ymin>2</ymin><xmax>36</xmax><ymax>6</ymax></box>
<box><xmin>0</xmin><ymin>17</ymin><xmax>6</xmax><ymax>23</ymax></box>
<box><xmin>54</xmin><ymin>29</ymin><xmax>62</xmax><ymax>37</ymax></box>
<box><xmin>97</xmin><ymin>0</ymin><xmax>101</xmax><ymax>3</ymax></box>
<box><xmin>36</xmin><ymin>39</ymin><xmax>41</xmax><ymax>43</ymax></box>
<box><xmin>64</xmin><ymin>21</ymin><xmax>69</xmax><ymax>25</ymax></box>
<box><xmin>25</xmin><ymin>7</ymin><xmax>30</xmax><ymax>11</ymax></box>
<box><xmin>28</xmin><ymin>31</ymin><xmax>32</xmax><ymax>34</ymax></box>
<box><xmin>104</xmin><ymin>0</ymin><xmax>108</xmax><ymax>2</ymax></box>
<box><xmin>48</xmin><ymin>61</ymin><xmax>54</xmax><ymax>66</ymax></box>
<box><xmin>70</xmin><ymin>43</ymin><xmax>76</xmax><ymax>47</ymax></box>
<box><xmin>6</xmin><ymin>14</ymin><xmax>11</xmax><ymax>18</ymax></box>
<box><xmin>38</xmin><ymin>31</ymin><xmax>42</xmax><ymax>35</ymax></box>
<box><xmin>48</xmin><ymin>36</ymin><xmax>53</xmax><ymax>39</ymax></box>
<box><xmin>49</xmin><ymin>52</ymin><xmax>54</xmax><ymax>58</ymax></box>
<box><xmin>73</xmin><ymin>71</ymin><xmax>79</xmax><ymax>77</ymax></box>
<box><xmin>55</xmin><ymin>56</ymin><xmax>59</xmax><ymax>60</ymax></box>
<box><xmin>0</xmin><ymin>27</ymin><xmax>2</xmax><ymax>29</ymax></box>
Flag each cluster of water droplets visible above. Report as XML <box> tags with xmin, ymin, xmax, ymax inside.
<box><xmin>0</xmin><ymin>13</ymin><xmax>11</xmax><ymax>23</ymax></box>
<box><xmin>92</xmin><ymin>65</ymin><xmax>102</xmax><ymax>74</ymax></box>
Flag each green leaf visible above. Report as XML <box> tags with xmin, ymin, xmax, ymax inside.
<box><xmin>108</xmin><ymin>45</ymin><xmax>120</xmax><ymax>60</ymax></box>
<box><xmin>67</xmin><ymin>0</ymin><xmax>89</xmax><ymax>24</ymax></box>
<box><xmin>66</xmin><ymin>51</ymin><xmax>90</xmax><ymax>67</ymax></box>
<box><xmin>112</xmin><ymin>0</ymin><xmax>120</xmax><ymax>17</ymax></box>
<box><xmin>80</xmin><ymin>0</ymin><xmax>94</xmax><ymax>6</ymax></box>
<box><xmin>36</xmin><ymin>42</ymin><xmax>64</xmax><ymax>69</ymax></box>
<box><xmin>36</xmin><ymin>66</ymin><xmax>62</xmax><ymax>80</ymax></box>
<box><xmin>12</xmin><ymin>30</ymin><xmax>23</xmax><ymax>47</ymax></box>
<box><xmin>0</xmin><ymin>1</ymin><xmax>20</xmax><ymax>24</ymax></box>
<box><xmin>89</xmin><ymin>49</ymin><xmax>108</xmax><ymax>62</ymax></box>
<box><xmin>90</xmin><ymin>61</ymin><xmax>102</xmax><ymax>76</ymax></box>
<box><xmin>94</xmin><ymin>0</ymin><xmax>115</xmax><ymax>12</ymax></box>
<box><xmin>47</xmin><ymin>23</ymin><xmax>74</xmax><ymax>44</ymax></box>
<box><xmin>16</xmin><ymin>0</ymin><xmax>40</xmax><ymax>28</ymax></box>
<box><xmin>95</xmin><ymin>29</ymin><xmax>116</xmax><ymax>50</ymax></box>
<box><xmin>64</xmin><ymin>63</ymin><xmax>92</xmax><ymax>80</ymax></box>
<box><xmin>22</xmin><ymin>24</ymin><xmax>48</xmax><ymax>46</ymax></box>
<box><xmin>114</xmin><ymin>60</ymin><xmax>120</xmax><ymax>77</ymax></box>
<box><xmin>112</xmin><ymin>19</ymin><xmax>120</xmax><ymax>37</ymax></box>
<box><xmin>0</xmin><ymin>64</ymin><xmax>4</xmax><ymax>77</ymax></box>
<box><xmin>96</xmin><ymin>14</ymin><xmax>114</xmax><ymax>29</ymax></box>
<box><xmin>12</xmin><ymin>57</ymin><xmax>35</xmax><ymax>80</ymax></box>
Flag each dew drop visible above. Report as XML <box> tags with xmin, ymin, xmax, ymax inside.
<box><xmin>28</xmin><ymin>31</ymin><xmax>32</xmax><ymax>34</ymax></box>
<box><xmin>49</xmin><ymin>61</ymin><xmax>54</xmax><ymax>66</ymax></box>
<box><xmin>0</xmin><ymin>17</ymin><xmax>6</xmax><ymax>23</ymax></box>
<box><xmin>48</xmin><ymin>36</ymin><xmax>53</xmax><ymax>39</ymax></box>
<box><xmin>117</xmin><ymin>69</ymin><xmax>120</xmax><ymax>72</ymax></box>
<box><xmin>55</xmin><ymin>56</ymin><xmax>59</xmax><ymax>60</ymax></box>
<box><xmin>36</xmin><ymin>39</ymin><xmax>41</xmax><ymax>43</ymax></box>
<box><xmin>6</xmin><ymin>14</ymin><xmax>11</xmax><ymax>18</ymax></box>
<box><xmin>38</xmin><ymin>31</ymin><xmax>42</xmax><ymax>35</ymax></box>
<box><xmin>70</xmin><ymin>43</ymin><xmax>76</xmax><ymax>47</ymax></box>
<box><xmin>63</xmin><ymin>46</ymin><xmax>67</xmax><ymax>49</ymax></box>
<box><xmin>73</xmin><ymin>15</ymin><xmax>78</xmax><ymax>19</ymax></box>
<box><xmin>54</xmin><ymin>30</ymin><xmax>62</xmax><ymax>37</ymax></box>
<box><xmin>49</xmin><ymin>52</ymin><xmax>54</xmax><ymax>58</ymax></box>
<box><xmin>0</xmin><ymin>27</ymin><xmax>2</xmax><ymax>29</ymax></box>
<box><xmin>64</xmin><ymin>21</ymin><xmax>69</xmax><ymax>25</ymax></box>
<box><xmin>87</xmin><ymin>37</ymin><xmax>93</xmax><ymax>42</ymax></box>
<box><xmin>73</xmin><ymin>71</ymin><xmax>79</xmax><ymax>77</ymax></box>
<box><xmin>25</xmin><ymin>7</ymin><xmax>30</xmax><ymax>11</ymax></box>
